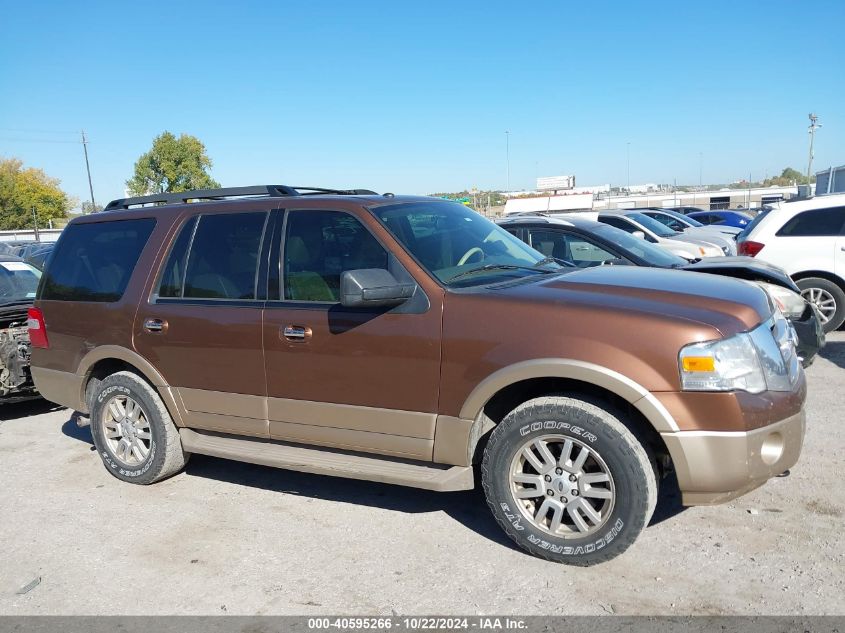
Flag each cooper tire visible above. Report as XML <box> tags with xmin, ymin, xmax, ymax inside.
<box><xmin>481</xmin><ymin>395</ymin><xmax>657</xmax><ymax>566</ymax></box>
<box><xmin>89</xmin><ymin>371</ymin><xmax>189</xmax><ymax>484</ymax></box>
<box><xmin>796</xmin><ymin>277</ymin><xmax>845</xmax><ymax>333</ymax></box>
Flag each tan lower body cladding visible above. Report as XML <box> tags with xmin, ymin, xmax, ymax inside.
<box><xmin>176</xmin><ymin>387</ymin><xmax>472</xmax><ymax>464</ymax></box>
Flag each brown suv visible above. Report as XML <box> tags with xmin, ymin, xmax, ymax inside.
<box><xmin>29</xmin><ymin>185</ymin><xmax>806</xmax><ymax>565</ymax></box>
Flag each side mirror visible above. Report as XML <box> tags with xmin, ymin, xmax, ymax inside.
<box><xmin>340</xmin><ymin>269</ymin><xmax>415</xmax><ymax>308</ymax></box>
<box><xmin>632</xmin><ymin>230</ymin><xmax>646</xmax><ymax>240</ymax></box>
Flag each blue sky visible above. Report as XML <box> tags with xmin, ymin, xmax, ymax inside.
<box><xmin>1</xmin><ymin>0</ymin><xmax>843</xmax><ymax>207</ymax></box>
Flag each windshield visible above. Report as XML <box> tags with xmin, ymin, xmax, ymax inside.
<box><xmin>662</xmin><ymin>209</ymin><xmax>703</xmax><ymax>227</ymax></box>
<box><xmin>374</xmin><ymin>200</ymin><xmax>560</xmax><ymax>286</ymax></box>
<box><xmin>593</xmin><ymin>224</ymin><xmax>688</xmax><ymax>268</ymax></box>
<box><xmin>0</xmin><ymin>260</ymin><xmax>42</xmax><ymax>304</ymax></box>
<box><xmin>625</xmin><ymin>212</ymin><xmax>679</xmax><ymax>238</ymax></box>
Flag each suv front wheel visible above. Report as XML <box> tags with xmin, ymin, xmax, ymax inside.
<box><xmin>89</xmin><ymin>371</ymin><xmax>190</xmax><ymax>484</ymax></box>
<box><xmin>481</xmin><ymin>395</ymin><xmax>657</xmax><ymax>565</ymax></box>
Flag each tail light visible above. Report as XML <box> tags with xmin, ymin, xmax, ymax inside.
<box><xmin>738</xmin><ymin>240</ymin><xmax>765</xmax><ymax>257</ymax></box>
<box><xmin>27</xmin><ymin>307</ymin><xmax>49</xmax><ymax>349</ymax></box>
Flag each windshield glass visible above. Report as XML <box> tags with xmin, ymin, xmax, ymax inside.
<box><xmin>663</xmin><ymin>209</ymin><xmax>703</xmax><ymax>227</ymax></box>
<box><xmin>593</xmin><ymin>225</ymin><xmax>688</xmax><ymax>267</ymax></box>
<box><xmin>0</xmin><ymin>260</ymin><xmax>42</xmax><ymax>304</ymax></box>
<box><xmin>374</xmin><ymin>200</ymin><xmax>560</xmax><ymax>286</ymax></box>
<box><xmin>625</xmin><ymin>212</ymin><xmax>679</xmax><ymax>238</ymax></box>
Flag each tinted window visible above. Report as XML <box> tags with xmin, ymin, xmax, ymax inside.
<box><xmin>599</xmin><ymin>216</ymin><xmax>636</xmax><ymax>232</ymax></box>
<box><xmin>40</xmin><ymin>219</ymin><xmax>155</xmax><ymax>302</ymax></box>
<box><xmin>0</xmin><ymin>260</ymin><xmax>42</xmax><ymax>304</ymax></box>
<box><xmin>284</xmin><ymin>211</ymin><xmax>388</xmax><ymax>302</ymax></box>
<box><xmin>183</xmin><ymin>213</ymin><xmax>267</xmax><ymax>300</ymax></box>
<box><xmin>776</xmin><ymin>207</ymin><xmax>845</xmax><ymax>237</ymax></box>
<box><xmin>156</xmin><ymin>217</ymin><xmax>197</xmax><ymax>298</ymax></box>
<box><xmin>530</xmin><ymin>230</ymin><xmax>620</xmax><ymax>267</ymax></box>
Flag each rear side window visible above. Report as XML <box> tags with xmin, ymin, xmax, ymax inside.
<box><xmin>156</xmin><ymin>217</ymin><xmax>198</xmax><ymax>298</ymax></box>
<box><xmin>40</xmin><ymin>219</ymin><xmax>155</xmax><ymax>302</ymax></box>
<box><xmin>776</xmin><ymin>207</ymin><xmax>845</xmax><ymax>237</ymax></box>
<box><xmin>182</xmin><ymin>212</ymin><xmax>267</xmax><ymax>300</ymax></box>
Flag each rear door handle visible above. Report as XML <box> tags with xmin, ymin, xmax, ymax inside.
<box><xmin>282</xmin><ymin>325</ymin><xmax>311</xmax><ymax>341</ymax></box>
<box><xmin>143</xmin><ymin>318</ymin><xmax>167</xmax><ymax>333</ymax></box>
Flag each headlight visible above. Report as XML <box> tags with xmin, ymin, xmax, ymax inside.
<box><xmin>679</xmin><ymin>312</ymin><xmax>801</xmax><ymax>394</ymax></box>
<box><xmin>679</xmin><ymin>333</ymin><xmax>767</xmax><ymax>393</ymax></box>
<box><xmin>756</xmin><ymin>281</ymin><xmax>806</xmax><ymax>320</ymax></box>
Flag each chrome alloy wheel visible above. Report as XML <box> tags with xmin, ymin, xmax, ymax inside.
<box><xmin>101</xmin><ymin>395</ymin><xmax>152</xmax><ymax>466</ymax></box>
<box><xmin>509</xmin><ymin>435</ymin><xmax>615</xmax><ymax>537</ymax></box>
<box><xmin>800</xmin><ymin>287</ymin><xmax>837</xmax><ymax>324</ymax></box>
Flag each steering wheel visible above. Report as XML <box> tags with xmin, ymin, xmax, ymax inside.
<box><xmin>457</xmin><ymin>247</ymin><xmax>485</xmax><ymax>266</ymax></box>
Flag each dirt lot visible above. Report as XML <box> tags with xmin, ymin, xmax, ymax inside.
<box><xmin>1</xmin><ymin>334</ymin><xmax>844</xmax><ymax>616</ymax></box>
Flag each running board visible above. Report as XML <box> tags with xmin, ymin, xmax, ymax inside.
<box><xmin>179</xmin><ymin>428</ymin><xmax>475</xmax><ymax>492</ymax></box>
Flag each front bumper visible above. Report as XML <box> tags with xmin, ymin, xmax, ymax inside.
<box><xmin>661</xmin><ymin>408</ymin><xmax>805</xmax><ymax>505</ymax></box>
<box><xmin>791</xmin><ymin>303</ymin><xmax>825</xmax><ymax>368</ymax></box>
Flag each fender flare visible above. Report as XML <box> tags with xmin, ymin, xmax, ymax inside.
<box><xmin>458</xmin><ymin>358</ymin><xmax>680</xmax><ymax>433</ymax></box>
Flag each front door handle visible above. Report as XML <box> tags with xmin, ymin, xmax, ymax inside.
<box><xmin>143</xmin><ymin>318</ymin><xmax>167</xmax><ymax>333</ymax></box>
<box><xmin>282</xmin><ymin>325</ymin><xmax>311</xmax><ymax>341</ymax></box>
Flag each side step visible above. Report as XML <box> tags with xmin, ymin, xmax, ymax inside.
<box><xmin>179</xmin><ymin>428</ymin><xmax>475</xmax><ymax>492</ymax></box>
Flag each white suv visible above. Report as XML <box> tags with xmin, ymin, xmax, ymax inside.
<box><xmin>737</xmin><ymin>193</ymin><xmax>845</xmax><ymax>332</ymax></box>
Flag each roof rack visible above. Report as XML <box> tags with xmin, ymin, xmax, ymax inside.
<box><xmin>104</xmin><ymin>185</ymin><xmax>379</xmax><ymax>211</ymax></box>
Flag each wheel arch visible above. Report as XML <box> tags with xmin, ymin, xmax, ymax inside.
<box><xmin>76</xmin><ymin>346</ymin><xmax>184</xmax><ymax>425</ymax></box>
<box><xmin>791</xmin><ymin>270</ymin><xmax>845</xmax><ymax>292</ymax></box>
<box><xmin>460</xmin><ymin>359</ymin><xmax>679</xmax><ymax>468</ymax></box>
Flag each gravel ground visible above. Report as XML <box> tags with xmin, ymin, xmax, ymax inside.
<box><xmin>1</xmin><ymin>333</ymin><xmax>844</xmax><ymax>616</ymax></box>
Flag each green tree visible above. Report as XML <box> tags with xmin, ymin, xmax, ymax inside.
<box><xmin>0</xmin><ymin>158</ymin><xmax>73</xmax><ymax>230</ymax></box>
<box><xmin>763</xmin><ymin>167</ymin><xmax>815</xmax><ymax>187</ymax></box>
<box><xmin>126</xmin><ymin>131</ymin><xmax>220</xmax><ymax>195</ymax></box>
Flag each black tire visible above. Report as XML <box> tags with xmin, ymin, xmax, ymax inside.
<box><xmin>796</xmin><ymin>277</ymin><xmax>845</xmax><ymax>333</ymax></box>
<box><xmin>481</xmin><ymin>395</ymin><xmax>657</xmax><ymax>566</ymax></box>
<box><xmin>89</xmin><ymin>371</ymin><xmax>189</xmax><ymax>484</ymax></box>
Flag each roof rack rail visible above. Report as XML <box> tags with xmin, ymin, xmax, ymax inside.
<box><xmin>104</xmin><ymin>185</ymin><xmax>379</xmax><ymax>211</ymax></box>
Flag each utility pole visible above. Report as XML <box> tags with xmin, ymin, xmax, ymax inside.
<box><xmin>807</xmin><ymin>113</ymin><xmax>821</xmax><ymax>190</ymax></box>
<box><xmin>505</xmin><ymin>130</ymin><xmax>511</xmax><ymax>192</ymax></box>
<box><xmin>31</xmin><ymin>206</ymin><xmax>40</xmax><ymax>242</ymax></box>
<box><xmin>81</xmin><ymin>130</ymin><xmax>96</xmax><ymax>212</ymax></box>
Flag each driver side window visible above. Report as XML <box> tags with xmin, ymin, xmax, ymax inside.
<box><xmin>283</xmin><ymin>211</ymin><xmax>388</xmax><ymax>302</ymax></box>
<box><xmin>529</xmin><ymin>230</ymin><xmax>621</xmax><ymax>267</ymax></box>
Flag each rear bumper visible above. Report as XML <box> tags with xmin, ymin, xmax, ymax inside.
<box><xmin>30</xmin><ymin>366</ymin><xmax>85</xmax><ymax>411</ymax></box>
<box><xmin>661</xmin><ymin>408</ymin><xmax>805</xmax><ymax>505</ymax></box>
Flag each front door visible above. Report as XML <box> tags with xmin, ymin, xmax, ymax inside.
<box><xmin>134</xmin><ymin>208</ymin><xmax>271</xmax><ymax>438</ymax></box>
<box><xmin>262</xmin><ymin>208</ymin><xmax>442</xmax><ymax>460</ymax></box>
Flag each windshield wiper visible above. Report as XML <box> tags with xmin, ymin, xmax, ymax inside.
<box><xmin>448</xmin><ymin>263</ymin><xmax>559</xmax><ymax>283</ymax></box>
<box><xmin>533</xmin><ymin>256</ymin><xmax>575</xmax><ymax>268</ymax></box>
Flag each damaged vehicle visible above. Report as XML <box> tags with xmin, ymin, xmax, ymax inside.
<box><xmin>0</xmin><ymin>255</ymin><xmax>41</xmax><ymax>403</ymax></box>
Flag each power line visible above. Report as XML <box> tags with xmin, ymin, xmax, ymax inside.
<box><xmin>0</xmin><ymin>136</ymin><xmax>81</xmax><ymax>144</ymax></box>
<box><xmin>0</xmin><ymin>127</ymin><xmax>79</xmax><ymax>135</ymax></box>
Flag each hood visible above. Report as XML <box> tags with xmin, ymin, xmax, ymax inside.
<box><xmin>489</xmin><ymin>266</ymin><xmax>772</xmax><ymax>335</ymax></box>
<box><xmin>682</xmin><ymin>256</ymin><xmax>799</xmax><ymax>291</ymax></box>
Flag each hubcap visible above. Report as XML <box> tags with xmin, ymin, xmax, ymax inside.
<box><xmin>800</xmin><ymin>287</ymin><xmax>837</xmax><ymax>324</ymax></box>
<box><xmin>101</xmin><ymin>395</ymin><xmax>151</xmax><ymax>466</ymax></box>
<box><xmin>509</xmin><ymin>434</ymin><xmax>615</xmax><ymax>538</ymax></box>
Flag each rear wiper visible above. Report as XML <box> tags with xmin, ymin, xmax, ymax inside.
<box><xmin>448</xmin><ymin>263</ymin><xmax>558</xmax><ymax>283</ymax></box>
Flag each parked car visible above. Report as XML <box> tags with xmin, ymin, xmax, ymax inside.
<box><xmin>737</xmin><ymin>192</ymin><xmax>845</xmax><ymax>332</ymax></box>
<box><xmin>0</xmin><ymin>255</ymin><xmax>41</xmax><ymax>403</ymax></box>
<box><xmin>24</xmin><ymin>243</ymin><xmax>55</xmax><ymax>271</ymax></box>
<box><xmin>30</xmin><ymin>185</ymin><xmax>806</xmax><ymax>565</ymax></box>
<box><xmin>687</xmin><ymin>210</ymin><xmax>753</xmax><ymax>229</ymax></box>
<box><xmin>637</xmin><ymin>208</ymin><xmax>739</xmax><ymax>254</ymax></box>
<box><xmin>498</xmin><ymin>214</ymin><xmax>823</xmax><ymax>366</ymax></box>
<box><xmin>666</xmin><ymin>206</ymin><xmax>710</xmax><ymax>215</ymax></box>
<box><xmin>597</xmin><ymin>211</ymin><xmax>726</xmax><ymax>259</ymax></box>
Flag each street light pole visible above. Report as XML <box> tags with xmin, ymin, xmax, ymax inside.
<box><xmin>505</xmin><ymin>131</ymin><xmax>510</xmax><ymax>192</ymax></box>
<box><xmin>81</xmin><ymin>130</ymin><xmax>96</xmax><ymax>212</ymax></box>
<box><xmin>626</xmin><ymin>142</ymin><xmax>630</xmax><ymax>191</ymax></box>
<box><xmin>807</xmin><ymin>113</ymin><xmax>821</xmax><ymax>189</ymax></box>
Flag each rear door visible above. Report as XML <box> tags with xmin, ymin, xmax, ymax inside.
<box><xmin>262</xmin><ymin>207</ymin><xmax>442</xmax><ymax>461</ymax></box>
<box><xmin>134</xmin><ymin>207</ymin><xmax>272</xmax><ymax>438</ymax></box>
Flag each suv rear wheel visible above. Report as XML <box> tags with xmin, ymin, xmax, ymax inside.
<box><xmin>796</xmin><ymin>277</ymin><xmax>845</xmax><ymax>333</ymax></box>
<box><xmin>89</xmin><ymin>371</ymin><xmax>189</xmax><ymax>484</ymax></box>
<box><xmin>481</xmin><ymin>395</ymin><xmax>657</xmax><ymax>565</ymax></box>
